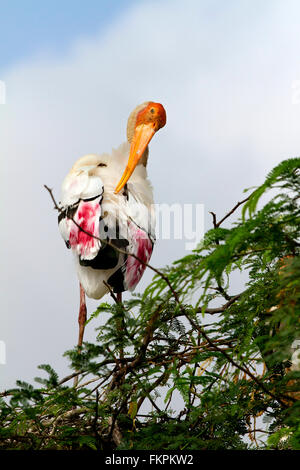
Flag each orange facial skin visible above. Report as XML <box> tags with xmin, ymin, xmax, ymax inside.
<box><xmin>114</xmin><ymin>102</ymin><xmax>166</xmax><ymax>194</ymax></box>
<box><xmin>135</xmin><ymin>102</ymin><xmax>167</xmax><ymax>131</ymax></box>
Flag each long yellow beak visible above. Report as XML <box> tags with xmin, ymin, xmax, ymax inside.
<box><xmin>114</xmin><ymin>123</ymin><xmax>156</xmax><ymax>194</ymax></box>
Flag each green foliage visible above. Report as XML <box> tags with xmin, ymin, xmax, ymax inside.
<box><xmin>0</xmin><ymin>158</ymin><xmax>299</xmax><ymax>450</ymax></box>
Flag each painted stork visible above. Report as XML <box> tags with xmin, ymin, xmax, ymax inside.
<box><xmin>58</xmin><ymin>101</ymin><xmax>166</xmax><ymax>348</ymax></box>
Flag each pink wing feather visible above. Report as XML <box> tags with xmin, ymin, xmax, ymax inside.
<box><xmin>59</xmin><ymin>169</ymin><xmax>103</xmax><ymax>261</ymax></box>
<box><xmin>68</xmin><ymin>198</ymin><xmax>101</xmax><ymax>260</ymax></box>
<box><xmin>124</xmin><ymin>221</ymin><xmax>154</xmax><ymax>291</ymax></box>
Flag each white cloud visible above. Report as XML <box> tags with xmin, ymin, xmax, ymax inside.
<box><xmin>1</xmin><ymin>0</ymin><xmax>300</xmax><ymax>387</ymax></box>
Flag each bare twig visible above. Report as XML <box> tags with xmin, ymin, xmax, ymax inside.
<box><xmin>210</xmin><ymin>196</ymin><xmax>251</xmax><ymax>229</ymax></box>
<box><xmin>103</xmin><ymin>280</ymin><xmax>119</xmax><ymax>305</ymax></box>
<box><xmin>200</xmin><ymin>294</ymin><xmax>242</xmax><ymax>314</ymax></box>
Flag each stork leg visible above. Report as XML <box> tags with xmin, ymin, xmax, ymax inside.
<box><xmin>78</xmin><ymin>283</ymin><xmax>87</xmax><ymax>348</ymax></box>
<box><xmin>74</xmin><ymin>283</ymin><xmax>87</xmax><ymax>388</ymax></box>
<box><xmin>115</xmin><ymin>292</ymin><xmax>124</xmax><ymax>360</ymax></box>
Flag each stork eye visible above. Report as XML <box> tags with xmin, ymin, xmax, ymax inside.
<box><xmin>98</xmin><ymin>163</ymin><xmax>107</xmax><ymax>167</ymax></box>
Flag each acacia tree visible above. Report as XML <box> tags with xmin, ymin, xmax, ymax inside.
<box><xmin>0</xmin><ymin>158</ymin><xmax>299</xmax><ymax>450</ymax></box>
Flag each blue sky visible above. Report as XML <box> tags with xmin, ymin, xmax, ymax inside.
<box><xmin>0</xmin><ymin>0</ymin><xmax>137</xmax><ymax>70</ymax></box>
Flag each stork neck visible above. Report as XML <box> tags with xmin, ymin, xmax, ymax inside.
<box><xmin>139</xmin><ymin>146</ymin><xmax>149</xmax><ymax>167</ymax></box>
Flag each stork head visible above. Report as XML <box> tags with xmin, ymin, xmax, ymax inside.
<box><xmin>114</xmin><ymin>101</ymin><xmax>166</xmax><ymax>193</ymax></box>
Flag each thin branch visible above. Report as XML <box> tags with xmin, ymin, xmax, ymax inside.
<box><xmin>199</xmin><ymin>294</ymin><xmax>242</xmax><ymax>314</ymax></box>
<box><xmin>210</xmin><ymin>195</ymin><xmax>251</xmax><ymax>229</ymax></box>
<box><xmin>209</xmin><ymin>211</ymin><xmax>217</xmax><ymax>229</ymax></box>
<box><xmin>103</xmin><ymin>280</ymin><xmax>119</xmax><ymax>305</ymax></box>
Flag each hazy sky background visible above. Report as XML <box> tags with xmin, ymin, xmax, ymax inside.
<box><xmin>1</xmin><ymin>0</ymin><xmax>300</xmax><ymax>389</ymax></box>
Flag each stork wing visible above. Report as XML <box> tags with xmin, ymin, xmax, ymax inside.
<box><xmin>58</xmin><ymin>166</ymin><xmax>155</xmax><ymax>296</ymax></box>
<box><xmin>58</xmin><ymin>169</ymin><xmax>104</xmax><ymax>261</ymax></box>
<box><xmin>124</xmin><ymin>219</ymin><xmax>154</xmax><ymax>291</ymax></box>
